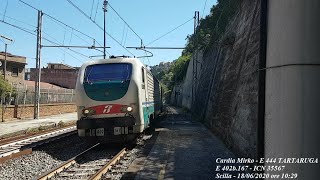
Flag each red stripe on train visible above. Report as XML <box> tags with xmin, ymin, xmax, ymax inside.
<box><xmin>89</xmin><ymin>104</ymin><xmax>124</xmax><ymax>114</ymax></box>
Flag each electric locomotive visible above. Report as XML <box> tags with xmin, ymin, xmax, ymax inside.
<box><xmin>75</xmin><ymin>56</ymin><xmax>162</xmax><ymax>142</ymax></box>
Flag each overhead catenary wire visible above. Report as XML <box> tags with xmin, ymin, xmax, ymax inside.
<box><xmin>16</xmin><ymin>0</ymin><xmax>108</xmax><ymax>59</ymax></box>
<box><xmin>18</xmin><ymin>0</ymin><xmax>102</xmax><ymax>47</ymax></box>
<box><xmin>94</xmin><ymin>0</ymin><xmax>99</xmax><ymax>21</ymax></box>
<box><xmin>66</xmin><ymin>0</ymin><xmax>136</xmax><ymax>57</ymax></box>
<box><xmin>90</xmin><ymin>0</ymin><xmax>95</xmax><ymax>19</ymax></box>
<box><xmin>0</xmin><ymin>19</ymin><xmax>89</xmax><ymax>62</ymax></box>
<box><xmin>201</xmin><ymin>0</ymin><xmax>208</xmax><ymax>19</ymax></box>
<box><xmin>44</xmin><ymin>16</ymin><xmax>95</xmax><ymax>46</ymax></box>
<box><xmin>42</xmin><ymin>33</ymin><xmax>91</xmax><ymax>61</ymax></box>
<box><xmin>0</xmin><ymin>13</ymin><xmax>90</xmax><ymax>61</ymax></box>
<box><xmin>108</xmin><ymin>3</ymin><xmax>143</xmax><ymax>41</ymax></box>
<box><xmin>17</xmin><ymin>0</ymin><xmax>38</xmax><ymax>11</ymax></box>
<box><xmin>2</xmin><ymin>0</ymin><xmax>8</xmax><ymax>21</ymax></box>
<box><xmin>44</xmin><ymin>14</ymin><xmax>102</xmax><ymax>46</ymax></box>
<box><xmin>146</xmin><ymin>17</ymin><xmax>194</xmax><ymax>46</ymax></box>
<box><xmin>0</xmin><ymin>12</ymin><xmax>36</xmax><ymax>29</ymax></box>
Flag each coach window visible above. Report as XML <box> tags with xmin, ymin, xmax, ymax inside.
<box><xmin>142</xmin><ymin>68</ymin><xmax>145</xmax><ymax>89</ymax></box>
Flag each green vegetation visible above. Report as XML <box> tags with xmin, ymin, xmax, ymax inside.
<box><xmin>184</xmin><ymin>0</ymin><xmax>240</xmax><ymax>55</ymax></box>
<box><xmin>151</xmin><ymin>0</ymin><xmax>239</xmax><ymax>102</ymax></box>
<box><xmin>0</xmin><ymin>75</ymin><xmax>14</xmax><ymax>101</ymax></box>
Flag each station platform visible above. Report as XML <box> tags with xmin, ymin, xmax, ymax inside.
<box><xmin>125</xmin><ymin>106</ymin><xmax>236</xmax><ymax>180</ymax></box>
<box><xmin>0</xmin><ymin>112</ymin><xmax>77</xmax><ymax>137</ymax></box>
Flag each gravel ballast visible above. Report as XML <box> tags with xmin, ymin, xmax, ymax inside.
<box><xmin>0</xmin><ymin>134</ymin><xmax>93</xmax><ymax>180</ymax></box>
<box><xmin>0</xmin><ymin>133</ymin><xmax>155</xmax><ymax>180</ymax></box>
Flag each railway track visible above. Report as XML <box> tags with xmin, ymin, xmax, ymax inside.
<box><xmin>36</xmin><ymin>143</ymin><xmax>127</xmax><ymax>180</ymax></box>
<box><xmin>0</xmin><ymin>126</ymin><xmax>76</xmax><ymax>163</ymax></box>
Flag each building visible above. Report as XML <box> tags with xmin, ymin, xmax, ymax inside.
<box><xmin>30</xmin><ymin>63</ymin><xmax>79</xmax><ymax>89</ymax></box>
<box><xmin>0</xmin><ymin>52</ymin><xmax>27</xmax><ymax>85</ymax></box>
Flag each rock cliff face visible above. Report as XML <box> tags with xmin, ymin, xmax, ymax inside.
<box><xmin>171</xmin><ymin>0</ymin><xmax>261</xmax><ymax>158</ymax></box>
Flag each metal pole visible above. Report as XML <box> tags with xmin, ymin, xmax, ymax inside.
<box><xmin>192</xmin><ymin>11</ymin><xmax>198</xmax><ymax>107</ymax></box>
<box><xmin>4</xmin><ymin>44</ymin><xmax>7</xmax><ymax>80</ymax></box>
<box><xmin>103</xmin><ymin>0</ymin><xmax>108</xmax><ymax>59</ymax></box>
<box><xmin>34</xmin><ymin>11</ymin><xmax>43</xmax><ymax>119</ymax></box>
<box><xmin>0</xmin><ymin>36</ymin><xmax>14</xmax><ymax>80</ymax></box>
<box><xmin>0</xmin><ymin>35</ymin><xmax>13</xmax><ymax>122</ymax></box>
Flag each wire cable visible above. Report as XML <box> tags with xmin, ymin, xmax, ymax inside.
<box><xmin>66</xmin><ymin>0</ymin><xmax>136</xmax><ymax>56</ymax></box>
<box><xmin>0</xmin><ymin>13</ymin><xmax>91</xmax><ymax>61</ymax></box>
<box><xmin>66</xmin><ymin>0</ymin><xmax>91</xmax><ymax>20</ymax></box>
<box><xmin>0</xmin><ymin>12</ymin><xmax>36</xmax><ymax>28</ymax></box>
<box><xmin>18</xmin><ymin>0</ymin><xmax>38</xmax><ymax>11</ymax></box>
<box><xmin>2</xmin><ymin>0</ymin><xmax>8</xmax><ymax>21</ymax></box>
<box><xmin>201</xmin><ymin>0</ymin><xmax>208</xmax><ymax>19</ymax></box>
<box><xmin>44</xmin><ymin>16</ymin><xmax>94</xmax><ymax>46</ymax></box>
<box><xmin>43</xmin><ymin>14</ymin><xmax>102</xmax><ymax>46</ymax></box>
<box><xmin>0</xmin><ymin>19</ymin><xmax>36</xmax><ymax>36</ymax></box>
<box><xmin>90</xmin><ymin>0</ymin><xmax>95</xmax><ymax>19</ymax></box>
<box><xmin>18</xmin><ymin>0</ymin><xmax>102</xmax><ymax>47</ymax></box>
<box><xmin>146</xmin><ymin>17</ymin><xmax>194</xmax><ymax>46</ymax></box>
<box><xmin>94</xmin><ymin>0</ymin><xmax>99</xmax><ymax>21</ymax></box>
<box><xmin>42</xmin><ymin>34</ymin><xmax>91</xmax><ymax>60</ymax></box>
<box><xmin>0</xmin><ymin>19</ymin><xmax>89</xmax><ymax>62</ymax></box>
<box><xmin>108</xmin><ymin>3</ymin><xmax>143</xmax><ymax>41</ymax></box>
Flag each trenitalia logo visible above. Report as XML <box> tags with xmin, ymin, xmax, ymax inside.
<box><xmin>87</xmin><ymin>104</ymin><xmax>123</xmax><ymax>115</ymax></box>
<box><xmin>103</xmin><ymin>105</ymin><xmax>113</xmax><ymax>114</ymax></box>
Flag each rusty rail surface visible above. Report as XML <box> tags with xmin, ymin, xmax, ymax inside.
<box><xmin>0</xmin><ymin>126</ymin><xmax>76</xmax><ymax>163</ymax></box>
<box><xmin>36</xmin><ymin>143</ymin><xmax>126</xmax><ymax>180</ymax></box>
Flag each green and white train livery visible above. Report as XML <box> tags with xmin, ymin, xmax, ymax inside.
<box><xmin>75</xmin><ymin>57</ymin><xmax>162</xmax><ymax>142</ymax></box>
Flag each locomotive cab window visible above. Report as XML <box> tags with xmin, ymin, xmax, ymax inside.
<box><xmin>84</xmin><ymin>63</ymin><xmax>132</xmax><ymax>83</ymax></box>
<box><xmin>83</xmin><ymin>63</ymin><xmax>132</xmax><ymax>101</ymax></box>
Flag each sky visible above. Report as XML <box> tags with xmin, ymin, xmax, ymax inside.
<box><xmin>0</xmin><ymin>0</ymin><xmax>217</xmax><ymax>68</ymax></box>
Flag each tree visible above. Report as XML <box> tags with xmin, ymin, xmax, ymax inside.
<box><xmin>0</xmin><ymin>75</ymin><xmax>14</xmax><ymax>102</ymax></box>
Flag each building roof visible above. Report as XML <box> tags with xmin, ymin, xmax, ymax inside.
<box><xmin>0</xmin><ymin>52</ymin><xmax>27</xmax><ymax>64</ymax></box>
<box><xmin>24</xmin><ymin>80</ymin><xmax>68</xmax><ymax>90</ymax></box>
<box><xmin>47</xmin><ymin>63</ymin><xmax>75</xmax><ymax>69</ymax></box>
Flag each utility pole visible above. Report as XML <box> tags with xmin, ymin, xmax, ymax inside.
<box><xmin>0</xmin><ymin>35</ymin><xmax>13</xmax><ymax>122</ymax></box>
<box><xmin>4</xmin><ymin>44</ymin><xmax>7</xmax><ymax>80</ymax></box>
<box><xmin>34</xmin><ymin>11</ymin><xmax>43</xmax><ymax>119</ymax></box>
<box><xmin>192</xmin><ymin>11</ymin><xmax>200</xmax><ymax>107</ymax></box>
<box><xmin>103</xmin><ymin>0</ymin><xmax>108</xmax><ymax>59</ymax></box>
<box><xmin>0</xmin><ymin>35</ymin><xmax>13</xmax><ymax>81</ymax></box>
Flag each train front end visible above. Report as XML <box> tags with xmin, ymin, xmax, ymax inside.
<box><xmin>75</xmin><ymin>58</ymin><xmax>143</xmax><ymax>142</ymax></box>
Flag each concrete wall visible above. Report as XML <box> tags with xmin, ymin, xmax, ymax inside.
<box><xmin>170</xmin><ymin>52</ymin><xmax>202</xmax><ymax>109</ymax></box>
<box><xmin>2</xmin><ymin>62</ymin><xmax>25</xmax><ymax>85</ymax></box>
<box><xmin>30</xmin><ymin>68</ymin><xmax>78</xmax><ymax>89</ymax></box>
<box><xmin>0</xmin><ymin>53</ymin><xmax>26</xmax><ymax>85</ymax></box>
<box><xmin>172</xmin><ymin>0</ymin><xmax>261</xmax><ymax>158</ymax></box>
<box><xmin>0</xmin><ymin>103</ymin><xmax>76</xmax><ymax>121</ymax></box>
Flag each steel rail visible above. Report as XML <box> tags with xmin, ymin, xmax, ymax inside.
<box><xmin>36</xmin><ymin>144</ymin><xmax>126</xmax><ymax>180</ymax></box>
<box><xmin>89</xmin><ymin>148</ymin><xmax>127</xmax><ymax>180</ymax></box>
<box><xmin>0</xmin><ymin>126</ymin><xmax>76</xmax><ymax>163</ymax></box>
<box><xmin>0</xmin><ymin>125</ymin><xmax>76</xmax><ymax>146</ymax></box>
<box><xmin>36</xmin><ymin>143</ymin><xmax>101</xmax><ymax>180</ymax></box>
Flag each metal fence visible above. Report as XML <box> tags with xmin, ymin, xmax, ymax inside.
<box><xmin>12</xmin><ymin>85</ymin><xmax>75</xmax><ymax>105</ymax></box>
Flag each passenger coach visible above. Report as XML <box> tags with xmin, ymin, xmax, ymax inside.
<box><xmin>75</xmin><ymin>56</ymin><xmax>162</xmax><ymax>142</ymax></box>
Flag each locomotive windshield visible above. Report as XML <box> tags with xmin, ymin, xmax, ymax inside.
<box><xmin>83</xmin><ymin>63</ymin><xmax>132</xmax><ymax>101</ymax></box>
<box><xmin>84</xmin><ymin>63</ymin><xmax>132</xmax><ymax>83</ymax></box>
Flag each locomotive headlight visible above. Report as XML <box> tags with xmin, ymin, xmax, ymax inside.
<box><xmin>82</xmin><ymin>108</ymin><xmax>95</xmax><ymax>116</ymax></box>
<box><xmin>121</xmin><ymin>105</ymin><xmax>133</xmax><ymax>113</ymax></box>
<box><xmin>84</xmin><ymin>109</ymin><xmax>90</xmax><ymax>114</ymax></box>
<box><xmin>126</xmin><ymin>106</ymin><xmax>133</xmax><ymax>112</ymax></box>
